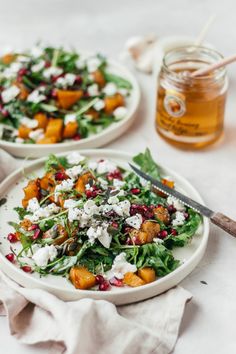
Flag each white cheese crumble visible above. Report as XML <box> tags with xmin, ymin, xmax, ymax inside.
<box><xmin>103</xmin><ymin>82</ymin><xmax>117</xmax><ymax>96</ymax></box>
<box><xmin>125</xmin><ymin>214</ymin><xmax>142</xmax><ymax>230</ymax></box>
<box><xmin>87</xmin><ymin>83</ymin><xmax>99</xmax><ymax>96</ymax></box>
<box><xmin>30</xmin><ymin>46</ymin><xmax>43</xmax><ymax>58</ymax></box>
<box><xmin>113</xmin><ymin>106</ymin><xmax>127</xmax><ymax>119</ymax></box>
<box><xmin>67</xmin><ymin>152</ymin><xmax>85</xmax><ymax>165</ymax></box>
<box><xmin>65</xmin><ymin>165</ymin><xmax>83</xmax><ymax>180</ymax></box>
<box><xmin>20</xmin><ymin>116</ymin><xmax>38</xmax><ymax>129</ymax></box>
<box><xmin>28</xmin><ymin>128</ymin><xmax>44</xmax><ymax>142</ymax></box>
<box><xmin>86</xmin><ymin>57</ymin><xmax>101</xmax><ymax>73</ymax></box>
<box><xmin>76</xmin><ymin>58</ymin><xmax>86</xmax><ymax>70</ymax></box>
<box><xmin>94</xmin><ymin>99</ymin><xmax>105</xmax><ymax>111</ymax></box>
<box><xmin>87</xmin><ymin>224</ymin><xmax>111</xmax><ymax>248</ymax></box>
<box><xmin>27</xmin><ymin>197</ymin><xmax>40</xmax><ymax>213</ymax></box>
<box><xmin>113</xmin><ymin>178</ymin><xmax>125</xmax><ymax>188</ymax></box>
<box><xmin>108</xmin><ymin>252</ymin><xmax>137</xmax><ymax>279</ymax></box>
<box><xmin>54</xmin><ymin>179</ymin><xmax>74</xmax><ymax>201</ymax></box>
<box><xmin>31</xmin><ymin>60</ymin><xmax>45</xmax><ymax>72</ymax></box>
<box><xmin>83</xmin><ymin>200</ymin><xmax>99</xmax><ymax>216</ymax></box>
<box><xmin>167</xmin><ymin>196</ymin><xmax>185</xmax><ymax>211</ymax></box>
<box><xmin>113</xmin><ymin>200</ymin><xmax>130</xmax><ymax>217</ymax></box>
<box><xmin>56</xmin><ymin>73</ymin><xmax>76</xmax><ymax>88</ymax></box>
<box><xmin>27</xmin><ymin>89</ymin><xmax>46</xmax><ymax>103</ymax></box>
<box><xmin>1</xmin><ymin>85</ymin><xmax>20</xmax><ymax>103</ymax></box>
<box><xmin>64</xmin><ymin>199</ymin><xmax>81</xmax><ymax>222</ymax></box>
<box><xmin>43</xmin><ymin>66</ymin><xmax>63</xmax><ymax>79</ymax></box>
<box><xmin>3</xmin><ymin>62</ymin><xmax>22</xmax><ymax>79</ymax></box>
<box><xmin>26</xmin><ymin>203</ymin><xmax>60</xmax><ymax>223</ymax></box>
<box><xmin>64</xmin><ymin>113</ymin><xmax>77</xmax><ymax>125</ymax></box>
<box><xmin>15</xmin><ymin>137</ymin><xmax>24</xmax><ymax>143</ymax></box>
<box><xmin>32</xmin><ymin>245</ymin><xmax>57</xmax><ymax>267</ymax></box>
<box><xmin>108</xmin><ymin>195</ymin><xmax>119</xmax><ymax>205</ymax></box>
<box><xmin>88</xmin><ymin>161</ymin><xmax>98</xmax><ymax>170</ymax></box>
<box><xmin>17</xmin><ymin>55</ymin><xmax>30</xmax><ymax>63</ymax></box>
<box><xmin>96</xmin><ymin>159</ymin><xmax>117</xmax><ymax>174</ymax></box>
<box><xmin>172</xmin><ymin>211</ymin><xmax>185</xmax><ymax>226</ymax></box>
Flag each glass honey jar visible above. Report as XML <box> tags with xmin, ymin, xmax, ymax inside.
<box><xmin>155</xmin><ymin>46</ymin><xmax>228</xmax><ymax>149</ymax></box>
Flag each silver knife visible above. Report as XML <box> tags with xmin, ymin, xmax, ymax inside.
<box><xmin>129</xmin><ymin>163</ymin><xmax>236</xmax><ymax>238</ymax></box>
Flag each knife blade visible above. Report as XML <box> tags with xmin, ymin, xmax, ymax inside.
<box><xmin>129</xmin><ymin>163</ymin><xmax>236</xmax><ymax>238</ymax></box>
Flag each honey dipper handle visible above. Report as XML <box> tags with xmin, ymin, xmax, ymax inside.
<box><xmin>211</xmin><ymin>212</ymin><xmax>236</xmax><ymax>238</ymax></box>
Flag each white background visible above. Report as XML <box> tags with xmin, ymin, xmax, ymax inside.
<box><xmin>0</xmin><ymin>0</ymin><xmax>236</xmax><ymax>353</ymax></box>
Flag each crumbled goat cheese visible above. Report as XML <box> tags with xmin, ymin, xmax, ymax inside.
<box><xmin>43</xmin><ymin>66</ymin><xmax>63</xmax><ymax>79</ymax></box>
<box><xmin>15</xmin><ymin>137</ymin><xmax>24</xmax><ymax>143</ymax></box>
<box><xmin>108</xmin><ymin>252</ymin><xmax>137</xmax><ymax>279</ymax></box>
<box><xmin>167</xmin><ymin>196</ymin><xmax>185</xmax><ymax>211</ymax></box>
<box><xmin>27</xmin><ymin>197</ymin><xmax>40</xmax><ymax>213</ymax></box>
<box><xmin>113</xmin><ymin>106</ymin><xmax>128</xmax><ymax>119</ymax></box>
<box><xmin>29</xmin><ymin>129</ymin><xmax>44</xmax><ymax>141</ymax></box>
<box><xmin>125</xmin><ymin>214</ymin><xmax>142</xmax><ymax>230</ymax></box>
<box><xmin>153</xmin><ymin>237</ymin><xmax>164</xmax><ymax>244</ymax></box>
<box><xmin>30</xmin><ymin>46</ymin><xmax>43</xmax><ymax>58</ymax></box>
<box><xmin>26</xmin><ymin>203</ymin><xmax>60</xmax><ymax>223</ymax></box>
<box><xmin>32</xmin><ymin>245</ymin><xmax>57</xmax><ymax>267</ymax></box>
<box><xmin>103</xmin><ymin>82</ymin><xmax>117</xmax><ymax>96</ymax></box>
<box><xmin>76</xmin><ymin>58</ymin><xmax>86</xmax><ymax>69</ymax></box>
<box><xmin>88</xmin><ymin>161</ymin><xmax>98</xmax><ymax>170</ymax></box>
<box><xmin>113</xmin><ymin>200</ymin><xmax>130</xmax><ymax>217</ymax></box>
<box><xmin>86</xmin><ymin>57</ymin><xmax>101</xmax><ymax>73</ymax></box>
<box><xmin>108</xmin><ymin>195</ymin><xmax>119</xmax><ymax>205</ymax></box>
<box><xmin>54</xmin><ymin>179</ymin><xmax>74</xmax><ymax>201</ymax></box>
<box><xmin>94</xmin><ymin>99</ymin><xmax>105</xmax><ymax>111</ymax></box>
<box><xmin>97</xmin><ymin>177</ymin><xmax>108</xmax><ymax>189</ymax></box>
<box><xmin>100</xmin><ymin>204</ymin><xmax>113</xmax><ymax>214</ymax></box>
<box><xmin>17</xmin><ymin>55</ymin><xmax>30</xmax><ymax>63</ymax></box>
<box><xmin>96</xmin><ymin>159</ymin><xmax>117</xmax><ymax>174</ymax></box>
<box><xmin>64</xmin><ymin>113</ymin><xmax>77</xmax><ymax>125</ymax></box>
<box><xmin>67</xmin><ymin>152</ymin><xmax>85</xmax><ymax>165</ymax></box>
<box><xmin>172</xmin><ymin>211</ymin><xmax>185</xmax><ymax>226</ymax></box>
<box><xmin>87</xmin><ymin>224</ymin><xmax>111</xmax><ymax>248</ymax></box>
<box><xmin>31</xmin><ymin>60</ymin><xmax>45</xmax><ymax>72</ymax></box>
<box><xmin>87</xmin><ymin>83</ymin><xmax>99</xmax><ymax>96</ymax></box>
<box><xmin>27</xmin><ymin>89</ymin><xmax>46</xmax><ymax>103</ymax></box>
<box><xmin>113</xmin><ymin>179</ymin><xmax>125</xmax><ymax>188</ymax></box>
<box><xmin>56</xmin><ymin>73</ymin><xmax>76</xmax><ymax>88</ymax></box>
<box><xmin>1</xmin><ymin>85</ymin><xmax>20</xmax><ymax>103</ymax></box>
<box><xmin>83</xmin><ymin>200</ymin><xmax>99</xmax><ymax>216</ymax></box>
<box><xmin>64</xmin><ymin>199</ymin><xmax>81</xmax><ymax>222</ymax></box>
<box><xmin>65</xmin><ymin>165</ymin><xmax>83</xmax><ymax>180</ymax></box>
<box><xmin>3</xmin><ymin>62</ymin><xmax>22</xmax><ymax>79</ymax></box>
<box><xmin>20</xmin><ymin>116</ymin><xmax>38</xmax><ymax>129</ymax></box>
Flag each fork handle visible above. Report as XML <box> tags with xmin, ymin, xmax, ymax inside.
<box><xmin>211</xmin><ymin>212</ymin><xmax>236</xmax><ymax>238</ymax></box>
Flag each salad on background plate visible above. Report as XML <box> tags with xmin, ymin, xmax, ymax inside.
<box><xmin>0</xmin><ymin>44</ymin><xmax>133</xmax><ymax>145</ymax></box>
<box><xmin>5</xmin><ymin>149</ymin><xmax>202</xmax><ymax>291</ymax></box>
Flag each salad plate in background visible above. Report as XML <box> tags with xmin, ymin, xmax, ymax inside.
<box><xmin>0</xmin><ymin>149</ymin><xmax>209</xmax><ymax>305</ymax></box>
<box><xmin>0</xmin><ymin>45</ymin><xmax>140</xmax><ymax>158</ymax></box>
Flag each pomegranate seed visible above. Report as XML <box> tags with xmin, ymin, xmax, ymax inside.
<box><xmin>55</xmin><ymin>171</ymin><xmax>68</xmax><ymax>180</ymax></box>
<box><xmin>167</xmin><ymin>205</ymin><xmax>176</xmax><ymax>214</ymax></box>
<box><xmin>171</xmin><ymin>229</ymin><xmax>178</xmax><ymax>236</ymax></box>
<box><xmin>126</xmin><ymin>237</ymin><xmax>132</xmax><ymax>245</ymax></box>
<box><xmin>83</xmin><ymin>91</ymin><xmax>89</xmax><ymax>98</ymax></box>
<box><xmin>99</xmin><ymin>280</ymin><xmax>110</xmax><ymax>291</ymax></box>
<box><xmin>51</xmin><ymin>89</ymin><xmax>58</xmax><ymax>98</ymax></box>
<box><xmin>85</xmin><ymin>190</ymin><xmax>93</xmax><ymax>198</ymax></box>
<box><xmin>32</xmin><ymin>229</ymin><xmax>41</xmax><ymax>240</ymax></box>
<box><xmin>5</xmin><ymin>253</ymin><xmax>14</xmax><ymax>262</ymax></box>
<box><xmin>95</xmin><ymin>274</ymin><xmax>105</xmax><ymax>284</ymax></box>
<box><xmin>7</xmin><ymin>233</ymin><xmax>18</xmax><ymax>243</ymax></box>
<box><xmin>73</xmin><ymin>134</ymin><xmax>81</xmax><ymax>141</ymax></box>
<box><xmin>99</xmin><ymin>159</ymin><xmax>104</xmax><ymax>162</ymax></box>
<box><xmin>158</xmin><ymin>230</ymin><xmax>168</xmax><ymax>239</ymax></box>
<box><xmin>130</xmin><ymin>188</ymin><xmax>141</xmax><ymax>195</ymax></box>
<box><xmin>75</xmin><ymin>76</ymin><xmax>83</xmax><ymax>85</ymax></box>
<box><xmin>109</xmin><ymin>277</ymin><xmax>124</xmax><ymax>287</ymax></box>
<box><xmin>107</xmin><ymin>169</ymin><xmax>122</xmax><ymax>181</ymax></box>
<box><xmin>28</xmin><ymin>224</ymin><xmax>38</xmax><ymax>231</ymax></box>
<box><xmin>45</xmin><ymin>61</ymin><xmax>51</xmax><ymax>68</ymax></box>
<box><xmin>51</xmin><ymin>74</ymin><xmax>63</xmax><ymax>82</ymax></box>
<box><xmin>21</xmin><ymin>265</ymin><xmax>32</xmax><ymax>273</ymax></box>
<box><xmin>184</xmin><ymin>212</ymin><xmax>189</xmax><ymax>220</ymax></box>
<box><xmin>1</xmin><ymin>108</ymin><xmax>9</xmax><ymax>117</ymax></box>
<box><xmin>124</xmin><ymin>226</ymin><xmax>132</xmax><ymax>234</ymax></box>
<box><xmin>18</xmin><ymin>68</ymin><xmax>27</xmax><ymax>76</ymax></box>
<box><xmin>111</xmin><ymin>221</ymin><xmax>119</xmax><ymax>229</ymax></box>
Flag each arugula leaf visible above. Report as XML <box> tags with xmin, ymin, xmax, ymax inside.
<box><xmin>103</xmin><ymin>72</ymin><xmax>132</xmax><ymax>90</ymax></box>
<box><xmin>164</xmin><ymin>210</ymin><xmax>202</xmax><ymax>249</ymax></box>
<box><xmin>14</xmin><ymin>207</ymin><xmax>31</xmax><ymax>220</ymax></box>
<box><xmin>124</xmin><ymin>243</ymin><xmax>180</xmax><ymax>277</ymax></box>
<box><xmin>45</xmin><ymin>154</ymin><xmax>69</xmax><ymax>172</ymax></box>
<box><xmin>133</xmin><ymin>148</ymin><xmax>161</xmax><ymax>180</ymax></box>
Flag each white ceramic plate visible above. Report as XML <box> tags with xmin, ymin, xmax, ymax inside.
<box><xmin>0</xmin><ymin>149</ymin><xmax>209</xmax><ymax>305</ymax></box>
<box><xmin>0</xmin><ymin>60</ymin><xmax>140</xmax><ymax>158</ymax></box>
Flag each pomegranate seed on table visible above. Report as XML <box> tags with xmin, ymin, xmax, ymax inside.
<box><xmin>32</xmin><ymin>229</ymin><xmax>41</xmax><ymax>240</ymax></box>
<box><xmin>95</xmin><ymin>275</ymin><xmax>105</xmax><ymax>285</ymax></box>
<box><xmin>5</xmin><ymin>253</ymin><xmax>15</xmax><ymax>262</ymax></box>
<box><xmin>99</xmin><ymin>280</ymin><xmax>110</xmax><ymax>291</ymax></box>
<box><xmin>7</xmin><ymin>233</ymin><xmax>18</xmax><ymax>243</ymax></box>
<box><xmin>109</xmin><ymin>277</ymin><xmax>124</xmax><ymax>287</ymax></box>
<box><xmin>130</xmin><ymin>188</ymin><xmax>141</xmax><ymax>195</ymax></box>
<box><xmin>21</xmin><ymin>266</ymin><xmax>32</xmax><ymax>273</ymax></box>
<box><xmin>158</xmin><ymin>230</ymin><xmax>168</xmax><ymax>239</ymax></box>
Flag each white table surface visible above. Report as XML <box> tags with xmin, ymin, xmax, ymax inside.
<box><xmin>0</xmin><ymin>0</ymin><xmax>236</xmax><ymax>353</ymax></box>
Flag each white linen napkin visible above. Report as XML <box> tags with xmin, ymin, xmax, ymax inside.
<box><xmin>0</xmin><ymin>149</ymin><xmax>192</xmax><ymax>354</ymax></box>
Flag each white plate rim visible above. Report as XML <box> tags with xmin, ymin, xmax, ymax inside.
<box><xmin>0</xmin><ymin>149</ymin><xmax>209</xmax><ymax>304</ymax></box>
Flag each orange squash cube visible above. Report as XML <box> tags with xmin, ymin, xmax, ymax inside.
<box><xmin>18</xmin><ymin>125</ymin><xmax>31</xmax><ymax>139</ymax></box>
<box><xmin>57</xmin><ymin>90</ymin><xmax>83</xmax><ymax>109</ymax></box>
<box><xmin>37</xmin><ymin>137</ymin><xmax>57</xmax><ymax>144</ymax></box>
<box><xmin>104</xmin><ymin>93</ymin><xmax>124</xmax><ymax>114</ymax></box>
<box><xmin>138</xmin><ymin>267</ymin><xmax>156</xmax><ymax>283</ymax></box>
<box><xmin>34</xmin><ymin>113</ymin><xmax>48</xmax><ymax>130</ymax></box>
<box><xmin>69</xmin><ymin>266</ymin><xmax>96</xmax><ymax>290</ymax></box>
<box><xmin>75</xmin><ymin>172</ymin><xmax>95</xmax><ymax>194</ymax></box>
<box><xmin>45</xmin><ymin>119</ymin><xmax>63</xmax><ymax>142</ymax></box>
<box><xmin>141</xmin><ymin>221</ymin><xmax>160</xmax><ymax>242</ymax></box>
<box><xmin>123</xmin><ymin>272</ymin><xmax>145</xmax><ymax>287</ymax></box>
<box><xmin>63</xmin><ymin>121</ymin><xmax>78</xmax><ymax>139</ymax></box>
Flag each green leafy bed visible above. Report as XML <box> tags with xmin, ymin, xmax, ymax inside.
<box><xmin>7</xmin><ymin>149</ymin><xmax>202</xmax><ymax>290</ymax></box>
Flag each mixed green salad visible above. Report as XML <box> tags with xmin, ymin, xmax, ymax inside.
<box><xmin>0</xmin><ymin>44</ymin><xmax>132</xmax><ymax>145</ymax></box>
<box><xmin>5</xmin><ymin>149</ymin><xmax>202</xmax><ymax>291</ymax></box>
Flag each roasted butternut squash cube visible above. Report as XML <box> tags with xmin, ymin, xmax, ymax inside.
<box><xmin>92</xmin><ymin>70</ymin><xmax>105</xmax><ymax>87</ymax></box>
<box><xmin>138</xmin><ymin>267</ymin><xmax>156</xmax><ymax>283</ymax></box>
<box><xmin>104</xmin><ymin>93</ymin><xmax>124</xmax><ymax>114</ymax></box>
<box><xmin>75</xmin><ymin>172</ymin><xmax>95</xmax><ymax>194</ymax></box>
<box><xmin>123</xmin><ymin>272</ymin><xmax>145</xmax><ymax>287</ymax></box>
<box><xmin>53</xmin><ymin>225</ymin><xmax>68</xmax><ymax>245</ymax></box>
<box><xmin>153</xmin><ymin>205</ymin><xmax>170</xmax><ymax>225</ymax></box>
<box><xmin>141</xmin><ymin>221</ymin><xmax>160</xmax><ymax>242</ymax></box>
<box><xmin>69</xmin><ymin>266</ymin><xmax>96</xmax><ymax>290</ymax></box>
<box><xmin>45</xmin><ymin>119</ymin><xmax>63</xmax><ymax>142</ymax></box>
<box><xmin>130</xmin><ymin>229</ymin><xmax>148</xmax><ymax>245</ymax></box>
<box><xmin>22</xmin><ymin>179</ymin><xmax>40</xmax><ymax>207</ymax></box>
<box><xmin>2</xmin><ymin>53</ymin><xmax>15</xmax><ymax>64</ymax></box>
<box><xmin>39</xmin><ymin>172</ymin><xmax>54</xmax><ymax>190</ymax></box>
<box><xmin>57</xmin><ymin>90</ymin><xmax>83</xmax><ymax>109</ymax></box>
<box><xmin>34</xmin><ymin>113</ymin><xmax>48</xmax><ymax>130</ymax></box>
<box><xmin>37</xmin><ymin>137</ymin><xmax>57</xmax><ymax>144</ymax></box>
<box><xmin>18</xmin><ymin>125</ymin><xmax>31</xmax><ymax>139</ymax></box>
<box><xmin>63</xmin><ymin>121</ymin><xmax>78</xmax><ymax>139</ymax></box>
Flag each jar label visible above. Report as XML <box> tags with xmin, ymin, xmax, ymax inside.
<box><xmin>164</xmin><ymin>94</ymin><xmax>186</xmax><ymax>118</ymax></box>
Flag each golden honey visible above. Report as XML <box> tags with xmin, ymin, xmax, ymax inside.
<box><xmin>156</xmin><ymin>47</ymin><xmax>228</xmax><ymax>149</ymax></box>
